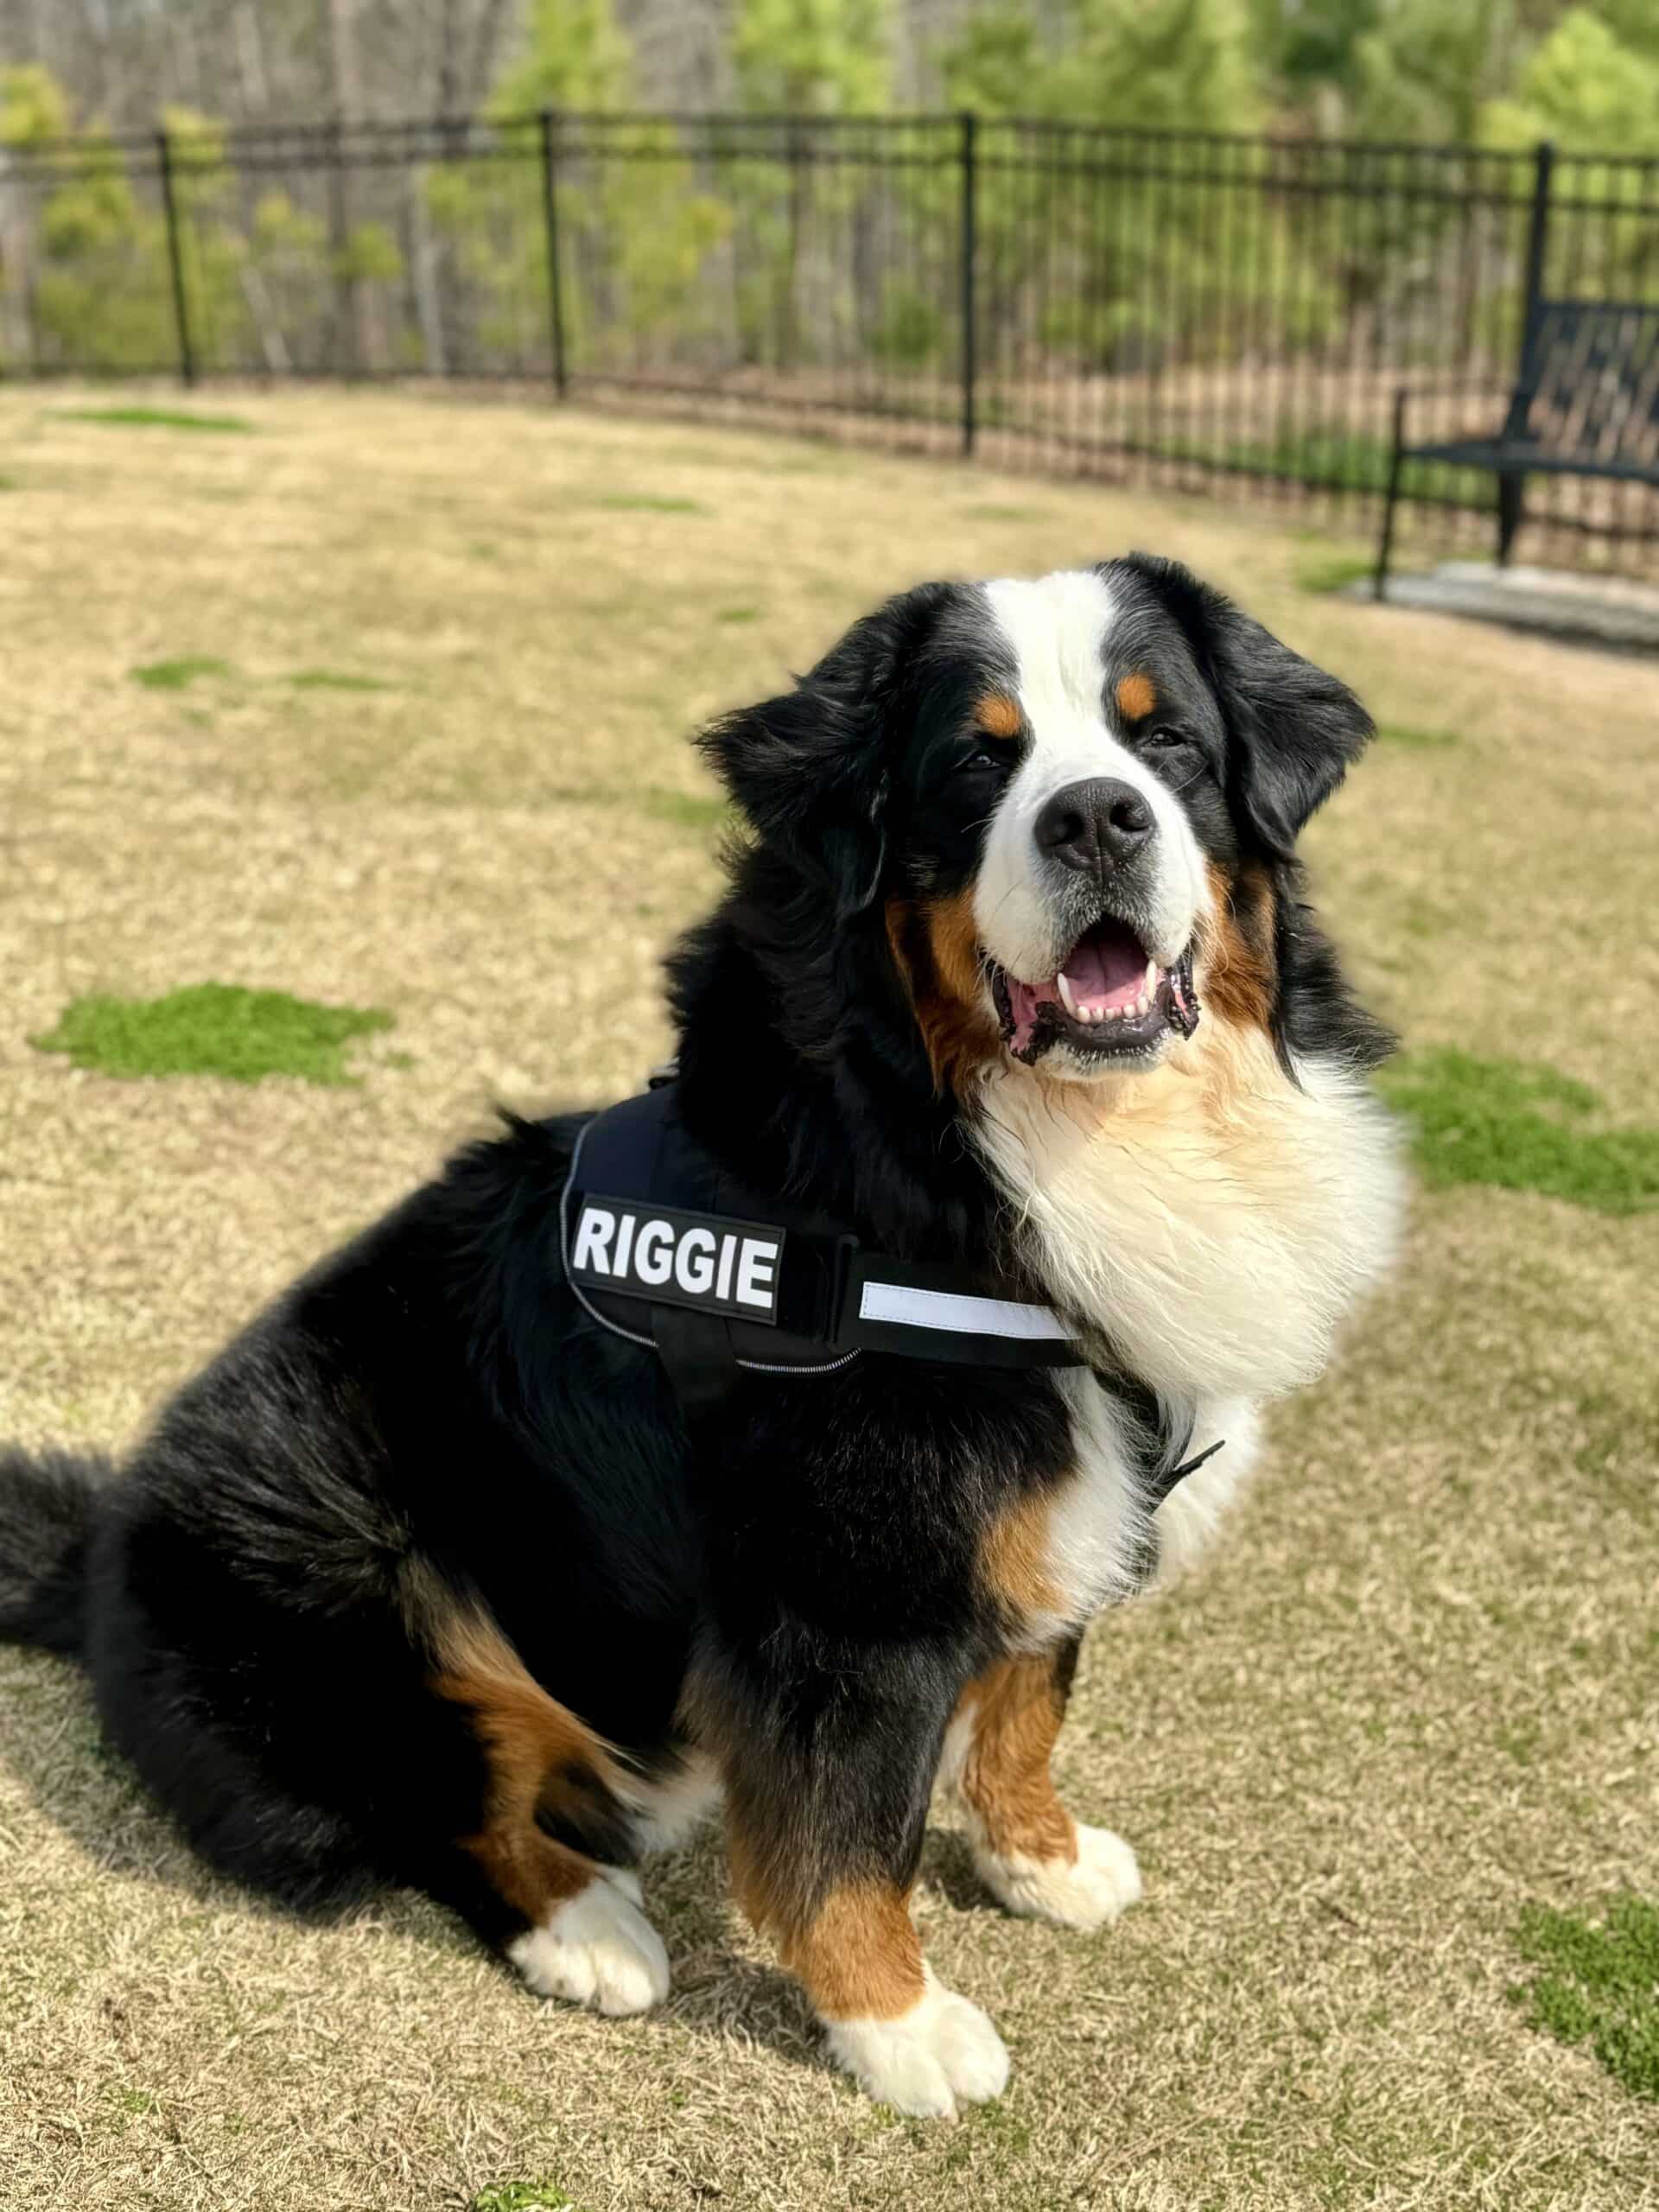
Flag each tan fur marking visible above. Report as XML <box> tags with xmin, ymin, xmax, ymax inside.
<box><xmin>979</xmin><ymin>1490</ymin><xmax>1065</xmax><ymax>1622</ymax></box>
<box><xmin>765</xmin><ymin>1877</ymin><xmax>925</xmax><ymax>2022</ymax></box>
<box><xmin>1198</xmin><ymin>860</ymin><xmax>1276</xmax><ymax>1033</ymax></box>
<box><xmin>975</xmin><ymin>691</ymin><xmax>1023</xmax><ymax>740</ymax></box>
<box><xmin>430</xmin><ymin>1606</ymin><xmax>622</xmax><ymax>1923</ymax></box>
<box><xmin>1115</xmin><ymin>671</ymin><xmax>1158</xmax><ymax>722</ymax></box>
<box><xmin>886</xmin><ymin>891</ymin><xmax>1000</xmax><ymax>1092</ymax></box>
<box><xmin>688</xmin><ymin>1671</ymin><xmax>925</xmax><ymax>2024</ymax></box>
<box><xmin>955</xmin><ymin>1656</ymin><xmax>1077</xmax><ymax>1866</ymax></box>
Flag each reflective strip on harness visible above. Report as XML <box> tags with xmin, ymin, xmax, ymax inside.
<box><xmin>558</xmin><ymin>1088</ymin><xmax>1090</xmax><ymax>1370</ymax></box>
<box><xmin>556</xmin><ymin>1081</ymin><xmax>1224</xmax><ymax>1501</ymax></box>
<box><xmin>856</xmin><ymin>1279</ymin><xmax>1073</xmax><ymax>1342</ymax></box>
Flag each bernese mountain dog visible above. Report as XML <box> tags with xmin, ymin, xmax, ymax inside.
<box><xmin>0</xmin><ymin>556</ymin><xmax>1402</xmax><ymax>2119</ymax></box>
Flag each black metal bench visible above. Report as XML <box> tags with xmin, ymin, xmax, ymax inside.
<box><xmin>1374</xmin><ymin>297</ymin><xmax>1659</xmax><ymax>598</ymax></box>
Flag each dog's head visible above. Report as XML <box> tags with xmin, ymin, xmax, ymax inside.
<box><xmin>701</xmin><ymin>556</ymin><xmax>1376</xmax><ymax>1091</ymax></box>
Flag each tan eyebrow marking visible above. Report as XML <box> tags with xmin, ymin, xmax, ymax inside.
<box><xmin>1115</xmin><ymin>671</ymin><xmax>1158</xmax><ymax>722</ymax></box>
<box><xmin>975</xmin><ymin>692</ymin><xmax>1023</xmax><ymax>741</ymax></box>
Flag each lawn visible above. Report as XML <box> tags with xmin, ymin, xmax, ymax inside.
<box><xmin>0</xmin><ymin>385</ymin><xmax>1654</xmax><ymax>2212</ymax></box>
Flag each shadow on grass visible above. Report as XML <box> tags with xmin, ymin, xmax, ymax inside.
<box><xmin>0</xmin><ymin>1650</ymin><xmax>982</xmax><ymax>2085</ymax></box>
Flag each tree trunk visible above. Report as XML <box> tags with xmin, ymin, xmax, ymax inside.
<box><xmin>0</xmin><ymin>151</ymin><xmax>37</xmax><ymax>372</ymax></box>
<box><xmin>322</xmin><ymin>0</ymin><xmax>377</xmax><ymax>372</ymax></box>
<box><xmin>232</xmin><ymin>0</ymin><xmax>271</xmax><ymax>124</ymax></box>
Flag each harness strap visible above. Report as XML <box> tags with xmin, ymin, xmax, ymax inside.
<box><xmin>557</xmin><ymin>1084</ymin><xmax>1224</xmax><ymax>1497</ymax></box>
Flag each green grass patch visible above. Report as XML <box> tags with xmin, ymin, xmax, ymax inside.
<box><xmin>1379</xmin><ymin>1048</ymin><xmax>1659</xmax><ymax>1217</ymax></box>
<box><xmin>32</xmin><ymin>984</ymin><xmax>394</xmax><ymax>1087</ymax></box>
<box><xmin>716</xmin><ymin>605</ymin><xmax>760</xmax><ymax>624</ymax></box>
<box><xmin>595</xmin><ymin>493</ymin><xmax>706</xmax><ymax>515</ymax></box>
<box><xmin>131</xmin><ymin>655</ymin><xmax>235</xmax><ymax>692</ymax></box>
<box><xmin>0</xmin><ymin>472</ymin><xmax>17</xmax><ymax>491</ymax></box>
<box><xmin>1151</xmin><ymin>424</ymin><xmax>1484</xmax><ymax>506</ymax></box>
<box><xmin>1295</xmin><ymin>547</ymin><xmax>1376</xmax><ymax>595</ymax></box>
<box><xmin>54</xmin><ymin>404</ymin><xmax>254</xmax><ymax>435</ymax></box>
<box><xmin>1375</xmin><ymin>722</ymin><xmax>1459</xmax><ymax>750</ymax></box>
<box><xmin>1512</xmin><ymin>1895</ymin><xmax>1659</xmax><ymax>2101</ymax></box>
<box><xmin>962</xmin><ymin>501</ymin><xmax>1055</xmax><ymax>523</ymax></box>
<box><xmin>643</xmin><ymin>786</ymin><xmax>728</xmax><ymax>831</ymax></box>
<box><xmin>285</xmin><ymin>669</ymin><xmax>392</xmax><ymax>693</ymax></box>
<box><xmin>469</xmin><ymin>2185</ymin><xmax>577</xmax><ymax>2212</ymax></box>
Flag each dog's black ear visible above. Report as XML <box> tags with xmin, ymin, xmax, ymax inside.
<box><xmin>1120</xmin><ymin>553</ymin><xmax>1373</xmax><ymax>861</ymax></box>
<box><xmin>698</xmin><ymin>587</ymin><xmax>944</xmax><ymax>920</ymax></box>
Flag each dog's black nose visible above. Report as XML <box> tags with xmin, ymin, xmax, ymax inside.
<box><xmin>1035</xmin><ymin>779</ymin><xmax>1155</xmax><ymax>875</ymax></box>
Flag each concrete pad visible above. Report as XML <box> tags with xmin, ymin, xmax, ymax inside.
<box><xmin>1360</xmin><ymin>560</ymin><xmax>1659</xmax><ymax>652</ymax></box>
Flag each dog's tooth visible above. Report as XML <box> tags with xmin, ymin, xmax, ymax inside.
<box><xmin>1057</xmin><ymin>971</ymin><xmax>1080</xmax><ymax>1020</ymax></box>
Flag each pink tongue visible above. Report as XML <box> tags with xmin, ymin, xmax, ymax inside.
<box><xmin>1060</xmin><ymin>925</ymin><xmax>1147</xmax><ymax>1013</ymax></box>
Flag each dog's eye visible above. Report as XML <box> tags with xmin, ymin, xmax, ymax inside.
<box><xmin>961</xmin><ymin>744</ymin><xmax>1010</xmax><ymax>775</ymax></box>
<box><xmin>1141</xmin><ymin>728</ymin><xmax>1203</xmax><ymax>791</ymax></box>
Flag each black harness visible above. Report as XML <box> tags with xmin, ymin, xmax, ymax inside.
<box><xmin>559</xmin><ymin>1078</ymin><xmax>1222</xmax><ymax>1502</ymax></box>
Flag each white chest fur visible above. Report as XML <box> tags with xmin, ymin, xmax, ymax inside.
<box><xmin>969</xmin><ymin>1029</ymin><xmax>1403</xmax><ymax>1629</ymax></box>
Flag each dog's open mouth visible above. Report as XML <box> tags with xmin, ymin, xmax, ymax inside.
<box><xmin>990</xmin><ymin>918</ymin><xmax>1199</xmax><ymax>1066</ymax></box>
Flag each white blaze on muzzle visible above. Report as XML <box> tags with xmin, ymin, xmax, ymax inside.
<box><xmin>973</xmin><ymin>571</ymin><xmax>1209</xmax><ymax>988</ymax></box>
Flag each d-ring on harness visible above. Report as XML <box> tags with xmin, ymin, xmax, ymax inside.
<box><xmin>558</xmin><ymin>1077</ymin><xmax>1223</xmax><ymax>1500</ymax></box>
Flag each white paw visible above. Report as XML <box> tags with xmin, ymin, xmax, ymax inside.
<box><xmin>508</xmin><ymin>1877</ymin><xmax>671</xmax><ymax>2016</ymax></box>
<box><xmin>975</xmin><ymin>1822</ymin><xmax>1142</xmax><ymax>1931</ymax></box>
<box><xmin>823</xmin><ymin>1967</ymin><xmax>1010</xmax><ymax>2120</ymax></box>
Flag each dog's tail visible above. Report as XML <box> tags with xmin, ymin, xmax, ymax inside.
<box><xmin>0</xmin><ymin>1447</ymin><xmax>110</xmax><ymax>1659</ymax></box>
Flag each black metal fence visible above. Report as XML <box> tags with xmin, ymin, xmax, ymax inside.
<box><xmin>3</xmin><ymin>111</ymin><xmax>1657</xmax><ymax>572</ymax></box>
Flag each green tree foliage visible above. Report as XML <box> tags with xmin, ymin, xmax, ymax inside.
<box><xmin>426</xmin><ymin>0</ymin><xmax>728</xmax><ymax>376</ymax></box>
<box><xmin>1482</xmin><ymin>6</ymin><xmax>1659</xmax><ymax>155</ymax></box>
<box><xmin>935</xmin><ymin>0</ymin><xmax>1303</xmax><ymax>391</ymax></box>
<box><xmin>0</xmin><ymin>68</ymin><xmax>380</xmax><ymax>373</ymax></box>
<box><xmin>1346</xmin><ymin>0</ymin><xmax>1519</xmax><ymax>143</ymax></box>
<box><xmin>731</xmin><ymin>0</ymin><xmax>893</xmax><ymax>114</ymax></box>
<box><xmin>941</xmin><ymin>0</ymin><xmax>1262</xmax><ymax>134</ymax></box>
<box><xmin>0</xmin><ymin>67</ymin><xmax>172</xmax><ymax>370</ymax></box>
<box><xmin>492</xmin><ymin>0</ymin><xmax>633</xmax><ymax>109</ymax></box>
<box><xmin>721</xmin><ymin>2</ymin><xmax>894</xmax><ymax>372</ymax></box>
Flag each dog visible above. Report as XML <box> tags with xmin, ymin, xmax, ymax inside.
<box><xmin>0</xmin><ymin>556</ymin><xmax>1402</xmax><ymax>2119</ymax></box>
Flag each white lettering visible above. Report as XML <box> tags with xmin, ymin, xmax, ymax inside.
<box><xmin>632</xmin><ymin>1218</ymin><xmax>674</xmax><ymax>1287</ymax></box>
<box><xmin>571</xmin><ymin>1205</ymin><xmax>616</xmax><ymax>1275</ymax></box>
<box><xmin>715</xmin><ymin>1233</ymin><xmax>736</xmax><ymax>1301</ymax></box>
<box><xmin>613</xmin><ymin>1214</ymin><xmax>637</xmax><ymax>1274</ymax></box>
<box><xmin>735</xmin><ymin>1236</ymin><xmax>779</xmax><ymax>1312</ymax></box>
<box><xmin>674</xmin><ymin>1226</ymin><xmax>716</xmax><ymax>1295</ymax></box>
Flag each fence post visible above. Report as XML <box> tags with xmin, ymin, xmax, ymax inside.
<box><xmin>156</xmin><ymin>125</ymin><xmax>195</xmax><ymax>390</ymax></box>
<box><xmin>958</xmin><ymin>110</ymin><xmax>977</xmax><ymax>459</ymax></box>
<box><xmin>538</xmin><ymin>108</ymin><xmax>569</xmax><ymax>399</ymax></box>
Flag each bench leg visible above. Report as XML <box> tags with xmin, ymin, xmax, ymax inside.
<box><xmin>1497</xmin><ymin>471</ymin><xmax>1526</xmax><ymax>567</ymax></box>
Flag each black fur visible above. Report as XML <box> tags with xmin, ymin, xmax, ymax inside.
<box><xmin>0</xmin><ymin>560</ymin><xmax>1389</xmax><ymax>1991</ymax></box>
<box><xmin>0</xmin><ymin>1447</ymin><xmax>107</xmax><ymax>1655</ymax></box>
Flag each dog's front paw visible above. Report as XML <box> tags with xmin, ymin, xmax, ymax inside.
<box><xmin>975</xmin><ymin>1821</ymin><xmax>1142</xmax><ymax>1931</ymax></box>
<box><xmin>509</xmin><ymin>1874</ymin><xmax>671</xmax><ymax>2016</ymax></box>
<box><xmin>823</xmin><ymin>1967</ymin><xmax>1010</xmax><ymax>2119</ymax></box>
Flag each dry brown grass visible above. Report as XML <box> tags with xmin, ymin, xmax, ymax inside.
<box><xmin>0</xmin><ymin>385</ymin><xmax>1655</xmax><ymax>2212</ymax></box>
